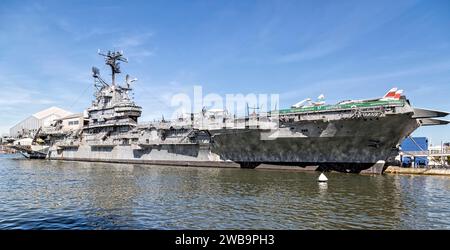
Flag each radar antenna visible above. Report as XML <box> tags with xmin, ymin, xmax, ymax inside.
<box><xmin>125</xmin><ymin>74</ymin><xmax>138</xmax><ymax>89</ymax></box>
<box><xmin>97</xmin><ymin>49</ymin><xmax>128</xmax><ymax>86</ymax></box>
<box><xmin>91</xmin><ymin>66</ymin><xmax>109</xmax><ymax>89</ymax></box>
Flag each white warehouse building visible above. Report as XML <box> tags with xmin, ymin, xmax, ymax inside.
<box><xmin>9</xmin><ymin>107</ymin><xmax>73</xmax><ymax>138</ymax></box>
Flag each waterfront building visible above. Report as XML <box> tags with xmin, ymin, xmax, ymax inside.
<box><xmin>9</xmin><ymin>107</ymin><xmax>72</xmax><ymax>138</ymax></box>
<box><xmin>55</xmin><ymin>113</ymin><xmax>86</xmax><ymax>132</ymax></box>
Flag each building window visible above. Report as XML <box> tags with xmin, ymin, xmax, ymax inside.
<box><xmin>68</xmin><ymin>120</ymin><xmax>79</xmax><ymax>126</ymax></box>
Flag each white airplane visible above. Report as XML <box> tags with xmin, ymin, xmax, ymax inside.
<box><xmin>312</xmin><ymin>94</ymin><xmax>325</xmax><ymax>106</ymax></box>
<box><xmin>291</xmin><ymin>94</ymin><xmax>325</xmax><ymax>108</ymax></box>
<box><xmin>291</xmin><ymin>98</ymin><xmax>311</xmax><ymax>108</ymax></box>
<box><xmin>338</xmin><ymin>87</ymin><xmax>404</xmax><ymax>105</ymax></box>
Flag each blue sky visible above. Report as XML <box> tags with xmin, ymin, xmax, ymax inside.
<box><xmin>0</xmin><ymin>0</ymin><xmax>449</xmax><ymax>145</ymax></box>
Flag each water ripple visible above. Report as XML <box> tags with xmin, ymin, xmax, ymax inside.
<box><xmin>1</xmin><ymin>155</ymin><xmax>450</xmax><ymax>229</ymax></box>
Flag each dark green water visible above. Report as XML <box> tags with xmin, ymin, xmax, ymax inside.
<box><xmin>1</xmin><ymin>155</ymin><xmax>450</xmax><ymax>229</ymax></box>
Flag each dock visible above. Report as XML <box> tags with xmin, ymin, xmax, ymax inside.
<box><xmin>0</xmin><ymin>145</ymin><xmax>16</xmax><ymax>154</ymax></box>
<box><xmin>385</xmin><ymin>166</ymin><xmax>450</xmax><ymax>176</ymax></box>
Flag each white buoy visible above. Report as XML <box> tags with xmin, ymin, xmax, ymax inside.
<box><xmin>318</xmin><ymin>173</ymin><xmax>328</xmax><ymax>182</ymax></box>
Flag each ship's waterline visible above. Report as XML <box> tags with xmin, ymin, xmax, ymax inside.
<box><xmin>1</xmin><ymin>156</ymin><xmax>450</xmax><ymax>229</ymax></box>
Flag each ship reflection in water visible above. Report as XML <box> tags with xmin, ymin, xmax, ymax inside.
<box><xmin>1</xmin><ymin>155</ymin><xmax>450</xmax><ymax>229</ymax></box>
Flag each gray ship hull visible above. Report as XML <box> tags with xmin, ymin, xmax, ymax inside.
<box><xmin>211</xmin><ymin>114</ymin><xmax>418</xmax><ymax>163</ymax></box>
<box><xmin>47</xmin><ymin>113</ymin><xmax>419</xmax><ymax>174</ymax></box>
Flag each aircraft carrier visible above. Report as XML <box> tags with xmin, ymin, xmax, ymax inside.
<box><xmin>22</xmin><ymin>50</ymin><xmax>449</xmax><ymax>174</ymax></box>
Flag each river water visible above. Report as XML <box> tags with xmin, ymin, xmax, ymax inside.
<box><xmin>1</xmin><ymin>154</ymin><xmax>449</xmax><ymax>229</ymax></box>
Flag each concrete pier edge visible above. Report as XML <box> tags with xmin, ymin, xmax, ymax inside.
<box><xmin>385</xmin><ymin>166</ymin><xmax>450</xmax><ymax>176</ymax></box>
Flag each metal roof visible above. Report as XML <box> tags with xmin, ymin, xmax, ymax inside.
<box><xmin>32</xmin><ymin>106</ymin><xmax>72</xmax><ymax>120</ymax></box>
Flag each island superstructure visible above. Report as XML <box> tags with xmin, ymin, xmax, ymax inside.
<box><xmin>21</xmin><ymin>50</ymin><xmax>449</xmax><ymax>174</ymax></box>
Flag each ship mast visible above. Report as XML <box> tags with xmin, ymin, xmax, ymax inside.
<box><xmin>98</xmin><ymin>50</ymin><xmax>128</xmax><ymax>86</ymax></box>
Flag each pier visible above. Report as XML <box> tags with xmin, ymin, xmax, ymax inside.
<box><xmin>0</xmin><ymin>145</ymin><xmax>16</xmax><ymax>154</ymax></box>
<box><xmin>385</xmin><ymin>166</ymin><xmax>450</xmax><ymax>176</ymax></box>
<box><xmin>401</xmin><ymin>149</ymin><xmax>450</xmax><ymax>167</ymax></box>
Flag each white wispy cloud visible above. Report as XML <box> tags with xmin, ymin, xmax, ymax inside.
<box><xmin>56</xmin><ymin>20</ymin><xmax>122</xmax><ymax>42</ymax></box>
<box><xmin>274</xmin><ymin>1</ymin><xmax>418</xmax><ymax>64</ymax></box>
<box><xmin>280</xmin><ymin>60</ymin><xmax>450</xmax><ymax>102</ymax></box>
<box><xmin>0</xmin><ymin>73</ymin><xmax>57</xmax><ymax>106</ymax></box>
<box><xmin>0</xmin><ymin>84</ymin><xmax>57</xmax><ymax>133</ymax></box>
<box><xmin>114</xmin><ymin>32</ymin><xmax>153</xmax><ymax>48</ymax></box>
<box><xmin>276</xmin><ymin>41</ymin><xmax>343</xmax><ymax>63</ymax></box>
<box><xmin>134</xmin><ymin>79</ymin><xmax>195</xmax><ymax>122</ymax></box>
<box><xmin>0</xmin><ymin>91</ymin><xmax>55</xmax><ymax>105</ymax></box>
<box><xmin>109</xmin><ymin>32</ymin><xmax>156</xmax><ymax>62</ymax></box>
